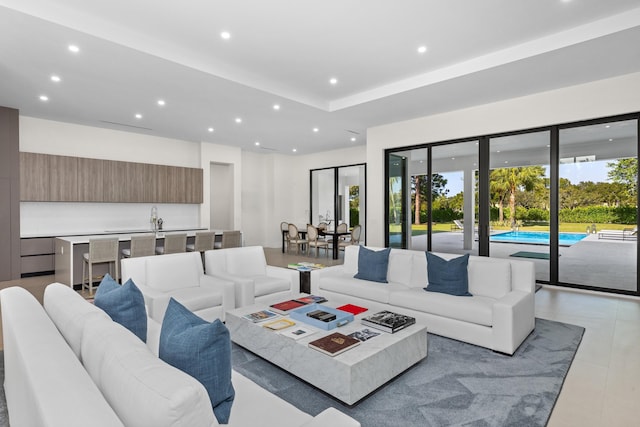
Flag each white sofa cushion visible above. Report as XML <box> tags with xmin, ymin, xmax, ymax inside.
<box><xmin>319</xmin><ymin>274</ymin><xmax>409</xmax><ymax>304</ymax></box>
<box><xmin>43</xmin><ymin>282</ymin><xmax>110</xmax><ymax>360</ymax></box>
<box><xmin>225</xmin><ymin>246</ymin><xmax>267</xmax><ymax>276</ymax></box>
<box><xmin>82</xmin><ymin>316</ymin><xmax>216</xmax><ymax>427</ymax></box>
<box><xmin>389</xmin><ymin>287</ymin><xmax>495</xmax><ymax>327</ymax></box>
<box><xmin>146</xmin><ymin>252</ymin><xmax>203</xmax><ymax>292</ymax></box>
<box><xmin>468</xmin><ymin>257</ymin><xmax>512</xmax><ymax>299</ymax></box>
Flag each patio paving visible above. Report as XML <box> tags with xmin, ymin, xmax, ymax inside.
<box><xmin>410</xmin><ymin>231</ymin><xmax>636</xmax><ymax>292</ymax></box>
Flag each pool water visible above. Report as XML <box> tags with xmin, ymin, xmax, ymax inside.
<box><xmin>490</xmin><ymin>231</ymin><xmax>587</xmax><ymax>246</ymax></box>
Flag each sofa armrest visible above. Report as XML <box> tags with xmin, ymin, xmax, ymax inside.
<box><xmin>300</xmin><ymin>408</ymin><xmax>360</xmax><ymax>427</ymax></box>
<box><xmin>491</xmin><ymin>290</ymin><xmax>535</xmax><ymax>354</ymax></box>
<box><xmin>136</xmin><ymin>282</ymin><xmax>171</xmax><ymax>323</ymax></box>
<box><xmin>199</xmin><ymin>274</ymin><xmax>236</xmax><ymax>313</ymax></box>
<box><xmin>266</xmin><ymin>265</ymin><xmax>299</xmax><ymax>291</ymax></box>
<box><xmin>206</xmin><ymin>271</ymin><xmax>255</xmax><ymax>308</ymax></box>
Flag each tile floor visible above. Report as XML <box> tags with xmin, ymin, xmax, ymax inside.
<box><xmin>0</xmin><ymin>247</ymin><xmax>638</xmax><ymax>426</ymax></box>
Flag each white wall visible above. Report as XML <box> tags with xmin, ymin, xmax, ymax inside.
<box><xmin>19</xmin><ymin>117</ymin><xmax>203</xmax><ymax>236</ymax></box>
<box><xmin>366</xmin><ymin>72</ymin><xmax>640</xmax><ymax>246</ymax></box>
<box><xmin>199</xmin><ymin>142</ymin><xmax>242</xmax><ymax>233</ymax></box>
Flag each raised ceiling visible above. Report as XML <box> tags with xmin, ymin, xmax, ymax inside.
<box><xmin>1</xmin><ymin>0</ymin><xmax>639</xmax><ymax>154</ymax></box>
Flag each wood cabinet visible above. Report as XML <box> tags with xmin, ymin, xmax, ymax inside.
<box><xmin>20</xmin><ymin>152</ymin><xmax>50</xmax><ymax>201</ymax></box>
<box><xmin>20</xmin><ymin>153</ymin><xmax>203</xmax><ymax>203</ymax></box>
<box><xmin>77</xmin><ymin>157</ymin><xmax>104</xmax><ymax>202</ymax></box>
<box><xmin>49</xmin><ymin>155</ymin><xmax>78</xmax><ymax>201</ymax></box>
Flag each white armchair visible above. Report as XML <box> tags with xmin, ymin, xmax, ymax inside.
<box><xmin>121</xmin><ymin>252</ymin><xmax>235</xmax><ymax>323</ymax></box>
<box><xmin>204</xmin><ymin>246</ymin><xmax>299</xmax><ymax>307</ymax></box>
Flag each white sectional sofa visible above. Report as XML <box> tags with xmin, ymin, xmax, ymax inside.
<box><xmin>0</xmin><ymin>284</ymin><xmax>359</xmax><ymax>427</ymax></box>
<box><xmin>311</xmin><ymin>246</ymin><xmax>536</xmax><ymax>355</ymax></box>
<box><xmin>121</xmin><ymin>251</ymin><xmax>236</xmax><ymax>322</ymax></box>
<box><xmin>204</xmin><ymin>246</ymin><xmax>299</xmax><ymax>307</ymax></box>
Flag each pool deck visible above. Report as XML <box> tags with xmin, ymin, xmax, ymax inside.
<box><xmin>415</xmin><ymin>231</ymin><xmax>636</xmax><ymax>292</ymax></box>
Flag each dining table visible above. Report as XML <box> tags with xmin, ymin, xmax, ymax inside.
<box><xmin>319</xmin><ymin>229</ymin><xmax>351</xmax><ymax>259</ymax></box>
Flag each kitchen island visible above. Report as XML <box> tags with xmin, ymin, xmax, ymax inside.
<box><xmin>54</xmin><ymin>228</ymin><xmax>217</xmax><ymax>287</ymax></box>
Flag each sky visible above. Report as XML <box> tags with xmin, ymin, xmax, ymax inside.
<box><xmin>440</xmin><ymin>161</ymin><xmax>612</xmax><ymax>196</ymax></box>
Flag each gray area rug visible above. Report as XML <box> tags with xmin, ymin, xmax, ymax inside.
<box><xmin>232</xmin><ymin>318</ymin><xmax>584</xmax><ymax>427</ymax></box>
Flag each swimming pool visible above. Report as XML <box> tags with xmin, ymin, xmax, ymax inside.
<box><xmin>490</xmin><ymin>231</ymin><xmax>587</xmax><ymax>246</ymax></box>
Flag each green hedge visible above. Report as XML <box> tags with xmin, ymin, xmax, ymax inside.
<box><xmin>558</xmin><ymin>206</ymin><xmax>636</xmax><ymax>224</ymax></box>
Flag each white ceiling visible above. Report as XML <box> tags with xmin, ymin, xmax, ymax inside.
<box><xmin>1</xmin><ymin>0</ymin><xmax>640</xmax><ymax>155</ymax></box>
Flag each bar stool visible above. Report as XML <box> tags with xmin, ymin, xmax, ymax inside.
<box><xmin>122</xmin><ymin>233</ymin><xmax>156</xmax><ymax>258</ymax></box>
<box><xmin>156</xmin><ymin>233</ymin><xmax>187</xmax><ymax>254</ymax></box>
<box><xmin>82</xmin><ymin>237</ymin><xmax>120</xmax><ymax>295</ymax></box>
<box><xmin>214</xmin><ymin>230</ymin><xmax>242</xmax><ymax>249</ymax></box>
<box><xmin>186</xmin><ymin>231</ymin><xmax>216</xmax><ymax>253</ymax></box>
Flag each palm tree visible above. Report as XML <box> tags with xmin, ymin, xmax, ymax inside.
<box><xmin>490</xmin><ymin>166</ymin><xmax>546</xmax><ymax>227</ymax></box>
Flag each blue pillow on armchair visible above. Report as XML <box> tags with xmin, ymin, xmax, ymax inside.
<box><xmin>354</xmin><ymin>246</ymin><xmax>391</xmax><ymax>283</ymax></box>
<box><xmin>94</xmin><ymin>274</ymin><xmax>147</xmax><ymax>342</ymax></box>
<box><xmin>424</xmin><ymin>252</ymin><xmax>472</xmax><ymax>296</ymax></box>
<box><xmin>159</xmin><ymin>298</ymin><xmax>235</xmax><ymax>424</ymax></box>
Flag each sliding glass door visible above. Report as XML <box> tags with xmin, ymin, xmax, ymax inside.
<box><xmin>558</xmin><ymin>119</ymin><xmax>638</xmax><ymax>292</ymax></box>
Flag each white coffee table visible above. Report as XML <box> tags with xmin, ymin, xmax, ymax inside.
<box><xmin>226</xmin><ymin>294</ymin><xmax>427</xmax><ymax>405</ymax></box>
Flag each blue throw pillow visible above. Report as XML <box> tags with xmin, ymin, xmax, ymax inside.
<box><xmin>354</xmin><ymin>246</ymin><xmax>391</xmax><ymax>283</ymax></box>
<box><xmin>94</xmin><ymin>274</ymin><xmax>147</xmax><ymax>342</ymax></box>
<box><xmin>424</xmin><ymin>252</ymin><xmax>472</xmax><ymax>296</ymax></box>
<box><xmin>159</xmin><ymin>298</ymin><xmax>235</xmax><ymax>424</ymax></box>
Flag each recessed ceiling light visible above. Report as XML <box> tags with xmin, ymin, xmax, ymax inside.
<box><xmin>505</xmin><ymin>161</ymin><xmax>509</xmax><ymax>164</ymax></box>
<box><xmin>235</xmin><ymin>117</ymin><xmax>242</xmax><ymax>123</ymax></box>
<box><xmin>208</xmin><ymin>127</ymin><xmax>214</xmax><ymax>132</ymax></box>
<box><xmin>273</xmin><ymin>104</ymin><xmax>280</xmax><ymax>110</ymax></box>
<box><xmin>220</xmin><ymin>31</ymin><xmax>231</xmax><ymax>40</ymax></box>
<box><xmin>451</xmin><ymin>157</ymin><xmax>455</xmax><ymax>160</ymax></box>
<box><xmin>496</xmin><ymin>150</ymin><xmax>501</xmax><ymax>153</ymax></box>
<box><xmin>292</xmin><ymin>148</ymin><xmax>297</xmax><ymax>153</ymax></box>
<box><xmin>39</xmin><ymin>95</ymin><xmax>49</xmax><ymax>101</ymax></box>
<box><xmin>50</xmin><ymin>75</ymin><xmax>61</xmax><ymax>82</ymax></box>
<box><xmin>313</xmin><ymin>127</ymin><xmax>319</xmax><ymax>133</ymax></box>
<box><xmin>255</xmin><ymin>141</ymin><xmax>260</xmax><ymax>146</ymax></box>
<box><xmin>329</xmin><ymin>78</ymin><xmax>338</xmax><ymax>85</ymax></box>
<box><xmin>609</xmin><ymin>138</ymin><xmax>613</xmax><ymax>142</ymax></box>
<box><xmin>135</xmin><ymin>113</ymin><xmax>142</xmax><ymax>119</ymax></box>
<box><xmin>157</xmin><ymin>99</ymin><xmax>165</xmax><ymax>106</ymax></box>
<box><xmin>605</xmin><ymin>125</ymin><xmax>611</xmax><ymax>128</ymax></box>
<box><xmin>350</xmin><ymin>137</ymin><xmax>356</xmax><ymax>142</ymax></box>
<box><xmin>68</xmin><ymin>44</ymin><xmax>80</xmax><ymax>53</ymax></box>
<box><xmin>417</xmin><ymin>45</ymin><xmax>427</xmax><ymax>54</ymax></box>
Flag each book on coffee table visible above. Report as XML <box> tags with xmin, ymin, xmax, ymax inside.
<box><xmin>348</xmin><ymin>328</ymin><xmax>380</xmax><ymax>342</ymax></box>
<box><xmin>279</xmin><ymin>326</ymin><xmax>318</xmax><ymax>340</ymax></box>
<box><xmin>308</xmin><ymin>332</ymin><xmax>361</xmax><ymax>356</ymax></box>
<box><xmin>242</xmin><ymin>309</ymin><xmax>278</xmax><ymax>323</ymax></box>
<box><xmin>295</xmin><ymin>295</ymin><xmax>327</xmax><ymax>304</ymax></box>
<box><xmin>269</xmin><ymin>299</ymin><xmax>308</xmax><ymax>315</ymax></box>
<box><xmin>361</xmin><ymin>310</ymin><xmax>416</xmax><ymax>333</ymax></box>
<box><xmin>262</xmin><ymin>318</ymin><xmax>296</xmax><ymax>331</ymax></box>
<box><xmin>336</xmin><ymin>303</ymin><xmax>368</xmax><ymax>315</ymax></box>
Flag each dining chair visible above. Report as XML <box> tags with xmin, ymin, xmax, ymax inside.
<box><xmin>339</xmin><ymin>224</ymin><xmax>362</xmax><ymax>251</ymax></box>
<box><xmin>156</xmin><ymin>233</ymin><xmax>187</xmax><ymax>254</ymax></box>
<box><xmin>122</xmin><ymin>233</ymin><xmax>156</xmax><ymax>258</ymax></box>
<box><xmin>307</xmin><ymin>224</ymin><xmax>329</xmax><ymax>257</ymax></box>
<box><xmin>287</xmin><ymin>224</ymin><xmax>308</xmax><ymax>254</ymax></box>
<box><xmin>82</xmin><ymin>237</ymin><xmax>120</xmax><ymax>295</ymax></box>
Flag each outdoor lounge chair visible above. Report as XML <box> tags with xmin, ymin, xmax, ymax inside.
<box><xmin>598</xmin><ymin>227</ymin><xmax>637</xmax><ymax>241</ymax></box>
<box><xmin>451</xmin><ymin>219</ymin><xmax>464</xmax><ymax>231</ymax></box>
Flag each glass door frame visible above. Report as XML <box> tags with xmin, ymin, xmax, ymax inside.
<box><xmin>310</xmin><ymin>162</ymin><xmax>367</xmax><ymax>242</ymax></box>
<box><xmin>384</xmin><ymin>112</ymin><xmax>640</xmax><ymax>296</ymax></box>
